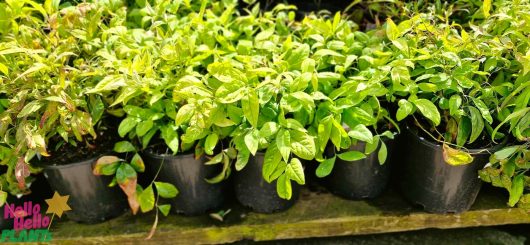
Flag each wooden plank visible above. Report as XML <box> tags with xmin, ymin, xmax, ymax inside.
<box><xmin>47</xmin><ymin>187</ymin><xmax>530</xmax><ymax>244</ymax></box>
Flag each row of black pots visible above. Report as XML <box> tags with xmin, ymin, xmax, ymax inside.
<box><xmin>33</xmin><ymin>125</ymin><xmax>504</xmax><ymax>224</ymax></box>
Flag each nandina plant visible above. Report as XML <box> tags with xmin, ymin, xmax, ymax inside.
<box><xmin>478</xmin><ymin>0</ymin><xmax>530</xmax><ymax>209</ymax></box>
<box><xmin>384</xmin><ymin>12</ymin><xmax>510</xmax><ymax>164</ymax></box>
<box><xmin>0</xmin><ymin>1</ymin><xmax>118</xmax><ymax>196</ymax></box>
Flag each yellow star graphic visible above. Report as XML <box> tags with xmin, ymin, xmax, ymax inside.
<box><xmin>45</xmin><ymin>191</ymin><xmax>72</xmax><ymax>218</ymax></box>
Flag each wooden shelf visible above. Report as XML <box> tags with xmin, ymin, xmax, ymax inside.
<box><xmin>47</xmin><ymin>186</ymin><xmax>530</xmax><ymax>244</ymax></box>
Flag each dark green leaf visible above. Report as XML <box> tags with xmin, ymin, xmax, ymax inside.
<box><xmin>468</xmin><ymin>107</ymin><xmax>484</xmax><ymax>144</ymax></box>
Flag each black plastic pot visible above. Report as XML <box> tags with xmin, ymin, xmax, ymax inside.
<box><xmin>234</xmin><ymin>152</ymin><xmax>300</xmax><ymax>213</ymax></box>
<box><xmin>143</xmin><ymin>151</ymin><xmax>226</xmax><ymax>215</ymax></box>
<box><xmin>322</xmin><ymin>138</ymin><xmax>394</xmax><ymax>199</ymax></box>
<box><xmin>43</xmin><ymin>156</ymin><xmax>128</xmax><ymax>223</ymax></box>
<box><xmin>398</xmin><ymin>126</ymin><xmax>505</xmax><ymax>213</ymax></box>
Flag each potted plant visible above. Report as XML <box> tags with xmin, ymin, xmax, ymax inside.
<box><xmin>385</xmin><ymin>12</ymin><xmax>509</xmax><ymax>213</ymax></box>
<box><xmin>0</xmin><ymin>1</ymin><xmax>129</xmax><ymax>223</ymax></box>
<box><xmin>478</xmin><ymin>0</ymin><xmax>530</xmax><ymax>209</ymax></box>
<box><xmin>87</xmin><ymin>0</ymin><xmax>247</xmax><ymax>215</ymax></box>
<box><xmin>202</xmin><ymin>6</ymin><xmax>319</xmax><ymax>213</ymax></box>
<box><xmin>289</xmin><ymin>11</ymin><xmax>399</xmax><ymax>198</ymax></box>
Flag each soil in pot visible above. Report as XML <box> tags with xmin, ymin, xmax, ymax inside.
<box><xmin>397</xmin><ymin>125</ymin><xmax>506</xmax><ymax>214</ymax></box>
<box><xmin>143</xmin><ymin>147</ymin><xmax>227</xmax><ymax>215</ymax></box>
<box><xmin>234</xmin><ymin>152</ymin><xmax>300</xmax><ymax>213</ymax></box>
<box><xmin>40</xmin><ymin>129</ymin><xmax>128</xmax><ymax>223</ymax></box>
<box><xmin>322</xmin><ymin>138</ymin><xmax>394</xmax><ymax>199</ymax></box>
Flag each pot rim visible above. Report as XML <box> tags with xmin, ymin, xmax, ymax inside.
<box><xmin>43</xmin><ymin>154</ymin><xmax>104</xmax><ymax>170</ymax></box>
<box><xmin>405</xmin><ymin>124</ymin><xmax>508</xmax><ymax>154</ymax></box>
<box><xmin>143</xmin><ymin>149</ymin><xmax>197</xmax><ymax>160</ymax></box>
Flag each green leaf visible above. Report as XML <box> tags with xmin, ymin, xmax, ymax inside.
<box><xmin>244</xmin><ymin>129</ymin><xmax>259</xmax><ymax>155</ymax></box>
<box><xmin>0</xmin><ymin>190</ymin><xmax>7</xmax><ymax>207</ymax></box>
<box><xmin>175</xmin><ymin>104</ymin><xmax>194</xmax><ymax>127</ymax></box>
<box><xmin>204</xmin><ymin>133</ymin><xmax>219</xmax><ymax>155</ymax></box>
<box><xmin>216</xmin><ymin>83</ymin><xmax>245</xmax><ymax>103</ymax></box>
<box><xmin>136</xmin><ymin>120</ymin><xmax>153</xmax><ymax>137</ymax></box>
<box><xmin>318</xmin><ymin>116</ymin><xmax>333</xmax><ymax>151</ymax></box>
<box><xmin>290</xmin><ymin>130</ymin><xmax>316</xmax><ymax>160</ymax></box>
<box><xmin>442</xmin><ymin>144</ymin><xmax>473</xmax><ymax>166</ymax></box>
<box><xmin>457</xmin><ymin>117</ymin><xmax>471</xmax><ymax>146</ymax></box>
<box><xmin>154</xmin><ymin>182</ymin><xmax>179</xmax><ymax>199</ymax></box>
<box><xmin>286</xmin><ymin>158</ymin><xmax>305</xmax><ymax>185</ymax></box>
<box><xmin>235</xmin><ymin>148</ymin><xmax>250</xmax><ymax>171</ymax></box>
<box><xmin>161</xmin><ymin>125</ymin><xmax>179</xmax><ymax>154</ymax></box>
<box><xmin>116</xmin><ymin>163</ymin><xmax>137</xmax><ymax>185</ymax></box>
<box><xmin>396</xmin><ymin>99</ymin><xmax>413</xmax><ymax>121</ymax></box>
<box><xmin>18</xmin><ymin>101</ymin><xmax>42</xmax><ymax>118</ymax></box>
<box><xmin>260</xmin><ymin>122</ymin><xmax>279</xmax><ymax>138</ymax></box>
<box><xmin>242</xmin><ymin>90</ymin><xmax>259</xmax><ymax>128</ymax></box>
<box><xmin>316</xmin><ymin>157</ymin><xmax>336</xmax><ymax>178</ymax></box>
<box><xmin>277</xmin><ymin>129</ymin><xmax>291</xmax><ymax>162</ymax></box>
<box><xmin>337</xmin><ymin>151</ymin><xmax>366</xmax><ymax>161</ymax></box>
<box><xmin>468</xmin><ymin>107</ymin><xmax>484</xmax><ymax>144</ymax></box>
<box><xmin>114</xmin><ymin>141</ymin><xmax>136</xmax><ymax>153</ymax></box>
<box><xmin>365</xmin><ymin>135</ymin><xmax>380</xmax><ymax>154</ymax></box>
<box><xmin>158</xmin><ymin>204</ymin><xmax>171</xmax><ymax>216</ymax></box>
<box><xmin>263</xmin><ymin>144</ymin><xmax>282</xmax><ymax>181</ymax></box>
<box><xmin>386</xmin><ymin>18</ymin><xmax>399</xmax><ymax>41</ymax></box>
<box><xmin>378</xmin><ymin>141</ymin><xmax>388</xmax><ymax>165</ymax></box>
<box><xmin>483</xmin><ymin>0</ymin><xmax>491</xmax><ymax>17</ymax></box>
<box><xmin>348</xmin><ymin>124</ymin><xmax>373</xmax><ymax>143</ymax></box>
<box><xmin>205</xmin><ymin>153</ymin><xmax>223</xmax><ymax>165</ymax></box>
<box><xmin>139</xmin><ymin>185</ymin><xmax>155</xmax><ymax>213</ymax></box>
<box><xmin>471</xmin><ymin>98</ymin><xmax>493</xmax><ymax>124</ymax></box>
<box><xmin>508</xmin><ymin>174</ymin><xmax>524</xmax><ymax>207</ymax></box>
<box><xmin>270</xmin><ymin>161</ymin><xmax>288</xmax><ymax>182</ymax></box>
<box><xmin>449</xmin><ymin>95</ymin><xmax>462</xmax><ymax>117</ymax></box>
<box><xmin>494</xmin><ymin>146</ymin><xmax>519</xmax><ymax>161</ymax></box>
<box><xmin>413</xmin><ymin>99</ymin><xmax>441</xmax><ymax>126</ymax></box>
<box><xmin>118</xmin><ymin>117</ymin><xmax>138</xmax><ymax>137</ymax></box>
<box><xmin>276</xmin><ymin>174</ymin><xmax>292</xmax><ymax>200</ymax></box>
<box><xmin>93</xmin><ymin>156</ymin><xmax>121</xmax><ymax>175</ymax></box>
<box><xmin>130</xmin><ymin>153</ymin><xmax>145</xmax><ymax>172</ymax></box>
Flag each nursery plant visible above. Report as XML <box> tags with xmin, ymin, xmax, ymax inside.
<box><xmin>0</xmin><ymin>0</ymin><xmax>137</xmax><ymax>223</ymax></box>
<box><xmin>88</xmin><ymin>0</ymin><xmax>251</xmax><ymax>218</ymax></box>
<box><xmin>0</xmin><ymin>0</ymin><xmax>116</xmax><ymax>191</ymax></box>
<box><xmin>385</xmin><ymin>13</ymin><xmax>509</xmax><ymax>159</ymax></box>
<box><xmin>478</xmin><ymin>0</ymin><xmax>530</xmax><ymax>209</ymax></box>
<box><xmin>289</xmin><ymin>14</ymin><xmax>398</xmax><ymax>178</ymax></box>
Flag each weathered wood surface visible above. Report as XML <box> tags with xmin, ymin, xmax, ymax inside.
<box><xmin>47</xmin><ymin>187</ymin><xmax>530</xmax><ymax>244</ymax></box>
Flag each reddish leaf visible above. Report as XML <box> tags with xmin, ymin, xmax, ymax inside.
<box><xmin>119</xmin><ymin>178</ymin><xmax>139</xmax><ymax>215</ymax></box>
<box><xmin>15</xmin><ymin>158</ymin><xmax>30</xmax><ymax>190</ymax></box>
<box><xmin>93</xmin><ymin>156</ymin><xmax>120</xmax><ymax>175</ymax></box>
<box><xmin>39</xmin><ymin>110</ymin><xmax>50</xmax><ymax>129</ymax></box>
